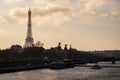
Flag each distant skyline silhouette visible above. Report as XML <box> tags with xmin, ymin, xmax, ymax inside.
<box><xmin>0</xmin><ymin>0</ymin><xmax>120</xmax><ymax>50</ymax></box>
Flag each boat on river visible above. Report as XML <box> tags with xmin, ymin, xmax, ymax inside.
<box><xmin>63</xmin><ymin>59</ymin><xmax>75</xmax><ymax>68</ymax></box>
<box><xmin>49</xmin><ymin>61</ymin><xmax>66</xmax><ymax>69</ymax></box>
<box><xmin>92</xmin><ymin>64</ymin><xmax>102</xmax><ymax>70</ymax></box>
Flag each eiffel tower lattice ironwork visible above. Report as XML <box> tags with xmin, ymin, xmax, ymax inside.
<box><xmin>24</xmin><ymin>1</ymin><xmax>34</xmax><ymax>48</ymax></box>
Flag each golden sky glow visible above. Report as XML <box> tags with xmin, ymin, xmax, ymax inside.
<box><xmin>0</xmin><ymin>0</ymin><xmax>120</xmax><ymax>50</ymax></box>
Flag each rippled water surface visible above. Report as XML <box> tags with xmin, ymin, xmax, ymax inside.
<box><xmin>0</xmin><ymin>62</ymin><xmax>120</xmax><ymax>80</ymax></box>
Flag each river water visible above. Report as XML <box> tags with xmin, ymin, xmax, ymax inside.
<box><xmin>0</xmin><ymin>62</ymin><xmax>120</xmax><ymax>80</ymax></box>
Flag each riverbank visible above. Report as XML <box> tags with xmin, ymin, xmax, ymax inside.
<box><xmin>0</xmin><ymin>65</ymin><xmax>46</xmax><ymax>74</ymax></box>
<box><xmin>76</xmin><ymin>64</ymin><xmax>120</xmax><ymax>68</ymax></box>
<box><xmin>76</xmin><ymin>61</ymin><xmax>120</xmax><ymax>68</ymax></box>
<box><xmin>0</xmin><ymin>61</ymin><xmax>120</xmax><ymax>74</ymax></box>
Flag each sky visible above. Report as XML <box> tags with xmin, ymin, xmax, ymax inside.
<box><xmin>0</xmin><ymin>0</ymin><xmax>120</xmax><ymax>51</ymax></box>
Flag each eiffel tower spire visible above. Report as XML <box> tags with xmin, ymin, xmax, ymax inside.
<box><xmin>24</xmin><ymin>0</ymin><xmax>34</xmax><ymax>48</ymax></box>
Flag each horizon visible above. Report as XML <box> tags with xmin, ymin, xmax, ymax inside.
<box><xmin>0</xmin><ymin>0</ymin><xmax>120</xmax><ymax>51</ymax></box>
<box><xmin>1</xmin><ymin>43</ymin><xmax>120</xmax><ymax>52</ymax></box>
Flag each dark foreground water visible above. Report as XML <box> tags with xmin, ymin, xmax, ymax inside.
<box><xmin>0</xmin><ymin>62</ymin><xmax>120</xmax><ymax>80</ymax></box>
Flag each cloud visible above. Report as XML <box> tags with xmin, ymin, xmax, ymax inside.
<box><xmin>0</xmin><ymin>15</ymin><xmax>6</xmax><ymax>24</ymax></box>
<box><xmin>78</xmin><ymin>0</ymin><xmax>113</xmax><ymax>10</ymax></box>
<box><xmin>9</xmin><ymin>6</ymin><xmax>73</xmax><ymax>25</ymax></box>
<box><xmin>44</xmin><ymin>0</ymin><xmax>69</xmax><ymax>2</ymax></box>
<box><xmin>77</xmin><ymin>9</ymin><xmax>97</xmax><ymax>19</ymax></box>
<box><xmin>9</xmin><ymin>7</ymin><xmax>27</xmax><ymax>18</ymax></box>
<box><xmin>98</xmin><ymin>13</ymin><xmax>109</xmax><ymax>18</ymax></box>
<box><xmin>4</xmin><ymin>0</ymin><xmax>24</xmax><ymax>3</ymax></box>
<box><xmin>75</xmin><ymin>0</ymin><xmax>109</xmax><ymax>20</ymax></box>
<box><xmin>8</xmin><ymin>0</ymin><xmax>120</xmax><ymax>24</ymax></box>
<box><xmin>4</xmin><ymin>0</ymin><xmax>69</xmax><ymax>4</ymax></box>
<box><xmin>84</xmin><ymin>0</ymin><xmax>107</xmax><ymax>10</ymax></box>
<box><xmin>110</xmin><ymin>10</ymin><xmax>120</xmax><ymax>21</ymax></box>
<box><xmin>75</xmin><ymin>0</ymin><xmax>119</xmax><ymax>20</ymax></box>
<box><xmin>98</xmin><ymin>9</ymin><xmax>120</xmax><ymax>21</ymax></box>
<box><xmin>9</xmin><ymin>6</ymin><xmax>73</xmax><ymax>17</ymax></box>
<box><xmin>32</xmin><ymin>6</ymin><xmax>73</xmax><ymax>17</ymax></box>
<box><xmin>76</xmin><ymin>9</ymin><xmax>120</xmax><ymax>21</ymax></box>
<box><xmin>35</xmin><ymin>0</ymin><xmax>69</xmax><ymax>3</ymax></box>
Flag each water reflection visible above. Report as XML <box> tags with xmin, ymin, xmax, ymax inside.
<box><xmin>0</xmin><ymin>62</ymin><xmax>120</xmax><ymax>80</ymax></box>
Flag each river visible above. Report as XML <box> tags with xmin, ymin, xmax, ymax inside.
<box><xmin>0</xmin><ymin>61</ymin><xmax>120</xmax><ymax>80</ymax></box>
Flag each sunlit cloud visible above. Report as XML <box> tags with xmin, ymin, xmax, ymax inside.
<box><xmin>4</xmin><ymin>0</ymin><xmax>70</xmax><ymax>3</ymax></box>
<box><xmin>77</xmin><ymin>9</ymin><xmax>97</xmax><ymax>20</ymax></box>
<box><xmin>84</xmin><ymin>0</ymin><xmax>109</xmax><ymax>10</ymax></box>
<box><xmin>32</xmin><ymin>6</ymin><xmax>73</xmax><ymax>17</ymax></box>
<box><xmin>4</xmin><ymin>0</ymin><xmax>24</xmax><ymax>2</ymax></box>
<box><xmin>10</xmin><ymin>6</ymin><xmax>73</xmax><ymax>17</ymax></box>
<box><xmin>9</xmin><ymin>5</ymin><xmax>73</xmax><ymax>25</ymax></box>
<box><xmin>77</xmin><ymin>0</ymin><xmax>114</xmax><ymax>9</ymax></box>
<box><xmin>9</xmin><ymin>7</ymin><xmax>27</xmax><ymax>18</ymax></box>
<box><xmin>110</xmin><ymin>10</ymin><xmax>120</xmax><ymax>21</ymax></box>
<box><xmin>74</xmin><ymin>0</ymin><xmax>119</xmax><ymax>21</ymax></box>
<box><xmin>34</xmin><ymin>0</ymin><xmax>70</xmax><ymax>3</ymax></box>
<box><xmin>0</xmin><ymin>15</ymin><xmax>6</xmax><ymax>24</ymax></box>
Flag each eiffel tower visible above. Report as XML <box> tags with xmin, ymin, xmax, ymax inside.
<box><xmin>24</xmin><ymin>0</ymin><xmax>34</xmax><ymax>48</ymax></box>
